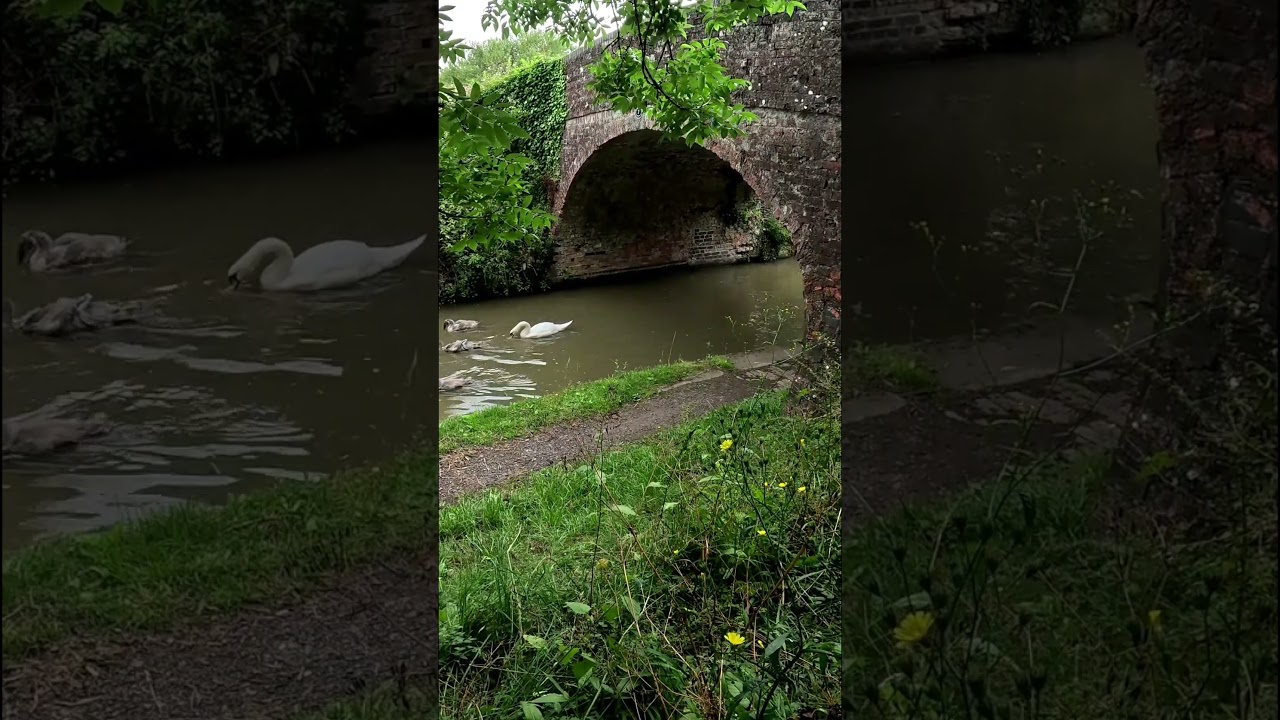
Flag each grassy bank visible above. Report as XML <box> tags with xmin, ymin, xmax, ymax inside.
<box><xmin>2</xmin><ymin>357</ymin><xmax>732</xmax><ymax>659</ymax></box>
<box><xmin>845</xmin><ymin>457</ymin><xmax>1279</xmax><ymax>718</ymax></box>
<box><xmin>439</xmin><ymin>357</ymin><xmax>733</xmax><ymax>453</ymax></box>
<box><xmin>845</xmin><ymin>343</ymin><xmax>938</xmax><ymax>394</ymax></box>
<box><xmin>1</xmin><ymin>445</ymin><xmax>437</xmax><ymax>659</ymax></box>
<box><xmin>440</xmin><ymin>390</ymin><xmax>841</xmax><ymax>718</ymax></box>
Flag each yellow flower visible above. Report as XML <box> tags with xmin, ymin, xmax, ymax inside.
<box><xmin>800</xmin><ymin>438</ymin><xmax>805</xmax><ymax>446</ymax></box>
<box><xmin>595</xmin><ymin>558</ymin><xmax>609</xmax><ymax>571</ymax></box>
<box><xmin>720</xmin><ymin>439</ymin><xmax>733</xmax><ymax>452</ymax></box>
<box><xmin>778</xmin><ymin>482</ymin><xmax>787</xmax><ymax>489</ymax></box>
<box><xmin>1147</xmin><ymin>609</ymin><xmax>1163</xmax><ymax>634</ymax></box>
<box><xmin>797</xmin><ymin>486</ymin><xmax>807</xmax><ymax>493</ymax></box>
<box><xmin>725</xmin><ymin>631</ymin><xmax>746</xmax><ymax>646</ymax></box>
<box><xmin>893</xmin><ymin>611</ymin><xmax>935</xmax><ymax>649</ymax></box>
<box><xmin>672</xmin><ymin>550</ymin><xmax>679</xmax><ymax>556</ymax></box>
<box><xmin>756</xmin><ymin>529</ymin><xmax>767</xmax><ymax>536</ymax></box>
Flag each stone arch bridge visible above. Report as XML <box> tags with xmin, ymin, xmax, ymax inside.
<box><xmin>547</xmin><ymin>0</ymin><xmax>842</xmax><ymax>344</ymax></box>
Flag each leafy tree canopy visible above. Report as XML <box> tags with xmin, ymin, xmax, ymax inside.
<box><xmin>439</xmin><ymin>31</ymin><xmax>569</xmax><ymax>92</ymax></box>
<box><xmin>33</xmin><ymin>0</ymin><xmax>807</xmax><ymax>252</ymax></box>
<box><xmin>439</xmin><ymin>0</ymin><xmax>805</xmax><ymax>251</ymax></box>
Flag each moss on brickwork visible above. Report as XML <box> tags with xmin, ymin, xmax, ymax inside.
<box><xmin>440</xmin><ymin>58</ymin><xmax>569</xmax><ymax>304</ymax></box>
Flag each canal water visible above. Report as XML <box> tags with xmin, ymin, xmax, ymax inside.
<box><xmin>843</xmin><ymin>36</ymin><xmax>1161</xmax><ymax>342</ymax></box>
<box><xmin>2</xmin><ymin>142</ymin><xmax>436</xmax><ymax>550</ymax></box>
<box><xmin>438</xmin><ymin>261</ymin><xmax>805</xmax><ymax>420</ymax></box>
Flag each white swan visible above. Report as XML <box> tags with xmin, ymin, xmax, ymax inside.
<box><xmin>509</xmin><ymin>320</ymin><xmax>573</xmax><ymax>339</ymax></box>
<box><xmin>227</xmin><ymin>235</ymin><xmax>426</xmax><ymax>291</ymax></box>
<box><xmin>17</xmin><ymin>230</ymin><xmax>129</xmax><ymax>272</ymax></box>
<box><xmin>439</xmin><ymin>376</ymin><xmax>472</xmax><ymax>391</ymax></box>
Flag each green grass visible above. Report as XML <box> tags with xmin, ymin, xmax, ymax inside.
<box><xmin>440</xmin><ymin>391</ymin><xmax>841</xmax><ymax>719</ymax></box>
<box><xmin>291</xmin><ymin>681</ymin><xmax>435</xmax><ymax>719</ymax></box>
<box><xmin>845</xmin><ymin>343</ymin><xmax>938</xmax><ymax>393</ymax></box>
<box><xmin>439</xmin><ymin>356</ymin><xmax>733</xmax><ymax>453</ymax></box>
<box><xmin>1</xmin><ymin>445</ymin><xmax>437</xmax><ymax>659</ymax></box>
<box><xmin>845</xmin><ymin>458</ymin><xmax>1278</xmax><ymax>718</ymax></box>
<box><xmin>1</xmin><ymin>357</ymin><xmax>736</xmax><ymax>660</ymax></box>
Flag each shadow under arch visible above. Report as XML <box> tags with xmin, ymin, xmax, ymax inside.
<box><xmin>551</xmin><ymin>129</ymin><xmax>787</xmax><ymax>284</ymax></box>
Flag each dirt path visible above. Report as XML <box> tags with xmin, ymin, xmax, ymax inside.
<box><xmin>3</xmin><ymin>553</ymin><xmax>437</xmax><ymax>720</ymax></box>
<box><xmin>843</xmin><ymin>367</ymin><xmax>1137</xmax><ymax>526</ymax></box>
<box><xmin>439</xmin><ymin>364</ymin><xmax>788</xmax><ymax>503</ymax></box>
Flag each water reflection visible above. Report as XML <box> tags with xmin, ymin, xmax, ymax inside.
<box><xmin>2</xmin><ymin>141</ymin><xmax>434</xmax><ymax>550</ymax></box>
<box><xmin>438</xmin><ymin>261</ymin><xmax>807</xmax><ymax>419</ymax></box>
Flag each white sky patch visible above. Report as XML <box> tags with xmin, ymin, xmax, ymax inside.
<box><xmin>442</xmin><ymin>3</ymin><xmax>501</xmax><ymax>45</ymax></box>
<box><xmin>441</xmin><ymin>1</ymin><xmax>624</xmax><ymax>62</ymax></box>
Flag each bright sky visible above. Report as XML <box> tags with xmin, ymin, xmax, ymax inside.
<box><xmin>443</xmin><ymin>2</ymin><xmax>500</xmax><ymax>45</ymax></box>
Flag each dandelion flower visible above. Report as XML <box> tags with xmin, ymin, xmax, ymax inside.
<box><xmin>672</xmin><ymin>550</ymin><xmax>679</xmax><ymax>556</ymax></box>
<box><xmin>1147</xmin><ymin>609</ymin><xmax>1163</xmax><ymax>634</ymax></box>
<box><xmin>756</xmin><ymin>529</ymin><xmax>767</xmax><ymax>536</ymax></box>
<box><xmin>800</xmin><ymin>438</ymin><xmax>805</xmax><ymax>446</ymax></box>
<box><xmin>720</xmin><ymin>439</ymin><xmax>733</xmax><ymax>452</ymax></box>
<box><xmin>725</xmin><ymin>631</ymin><xmax>746</xmax><ymax>646</ymax></box>
<box><xmin>777</xmin><ymin>482</ymin><xmax>787</xmax><ymax>489</ymax></box>
<box><xmin>595</xmin><ymin>558</ymin><xmax>610</xmax><ymax>571</ymax></box>
<box><xmin>797</xmin><ymin>486</ymin><xmax>807</xmax><ymax>493</ymax></box>
<box><xmin>893</xmin><ymin>611</ymin><xmax>935</xmax><ymax>649</ymax></box>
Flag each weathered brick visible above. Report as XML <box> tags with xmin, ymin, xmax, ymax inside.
<box><xmin>554</xmin><ymin>0</ymin><xmax>841</xmax><ymax>344</ymax></box>
<box><xmin>349</xmin><ymin>1</ymin><xmax>435</xmax><ymax>112</ymax></box>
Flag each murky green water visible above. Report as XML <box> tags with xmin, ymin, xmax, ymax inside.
<box><xmin>843</xmin><ymin>36</ymin><xmax>1161</xmax><ymax>343</ymax></box>
<box><xmin>438</xmin><ymin>261</ymin><xmax>805</xmax><ymax>419</ymax></box>
<box><xmin>2</xmin><ymin>142</ymin><xmax>435</xmax><ymax>550</ymax></box>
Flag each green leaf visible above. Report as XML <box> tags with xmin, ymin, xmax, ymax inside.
<box><xmin>565</xmin><ymin>602</ymin><xmax>591</xmax><ymax>615</ymax></box>
<box><xmin>609</xmin><ymin>504</ymin><xmax>637</xmax><ymax>517</ymax></box>
<box><xmin>763</xmin><ymin>633</ymin><xmax>787</xmax><ymax>658</ymax></box>
<box><xmin>523</xmin><ymin>634</ymin><xmax>547</xmax><ymax>649</ymax></box>
<box><xmin>662</xmin><ymin>501</ymin><xmax>679</xmax><ymax>511</ymax></box>
<box><xmin>532</xmin><ymin>693</ymin><xmax>568</xmax><ymax>705</ymax></box>
<box><xmin>620</xmin><ymin>595</ymin><xmax>642</xmax><ymax>621</ymax></box>
<box><xmin>520</xmin><ymin>701</ymin><xmax>544</xmax><ymax>720</ymax></box>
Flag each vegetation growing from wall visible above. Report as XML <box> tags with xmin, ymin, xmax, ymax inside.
<box><xmin>440</xmin><ymin>58</ymin><xmax>568</xmax><ymax>303</ymax></box>
<box><xmin>2</xmin><ymin>0</ymin><xmax>368</xmax><ymax>184</ymax></box>
<box><xmin>1010</xmin><ymin>0</ymin><xmax>1088</xmax><ymax>47</ymax></box>
<box><xmin>734</xmin><ymin>201</ymin><xmax>794</xmax><ymax>262</ymax></box>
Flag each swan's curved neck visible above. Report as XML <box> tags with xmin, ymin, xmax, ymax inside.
<box><xmin>251</xmin><ymin>238</ymin><xmax>294</xmax><ymax>289</ymax></box>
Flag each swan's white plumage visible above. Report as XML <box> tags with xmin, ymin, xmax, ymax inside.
<box><xmin>228</xmin><ymin>235</ymin><xmax>425</xmax><ymax>291</ymax></box>
<box><xmin>509</xmin><ymin>320</ymin><xmax>573</xmax><ymax>339</ymax></box>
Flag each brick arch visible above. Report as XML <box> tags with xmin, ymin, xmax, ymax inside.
<box><xmin>552</xmin><ymin>0</ymin><xmax>841</xmax><ymax>345</ymax></box>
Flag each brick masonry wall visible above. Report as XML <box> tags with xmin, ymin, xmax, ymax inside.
<box><xmin>1134</xmin><ymin>0</ymin><xmax>1277</xmax><ymax>329</ymax></box>
<box><xmin>350</xmin><ymin>1</ymin><xmax>436</xmax><ymax>114</ymax></box>
<box><xmin>841</xmin><ymin>0</ymin><xmax>1129</xmax><ymax>58</ymax></box>
<box><xmin>555</xmin><ymin>0</ymin><xmax>842</xmax><ymax>344</ymax></box>
<box><xmin>843</xmin><ymin>0</ymin><xmax>1008</xmax><ymax>56</ymax></box>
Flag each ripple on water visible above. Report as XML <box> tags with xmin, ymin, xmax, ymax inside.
<box><xmin>95</xmin><ymin>341</ymin><xmax>344</xmax><ymax>377</ymax></box>
<box><xmin>2</xmin><ymin>380</ymin><xmax>316</xmax><ymax>543</ymax></box>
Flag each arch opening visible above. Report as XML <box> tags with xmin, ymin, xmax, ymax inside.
<box><xmin>552</xmin><ymin>130</ymin><xmax>788</xmax><ymax>283</ymax></box>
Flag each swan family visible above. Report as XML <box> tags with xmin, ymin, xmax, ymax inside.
<box><xmin>6</xmin><ymin>228</ymin><xmax>426</xmax><ymax>457</ymax></box>
<box><xmin>437</xmin><ymin>317</ymin><xmax>574</xmax><ymax>392</ymax></box>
